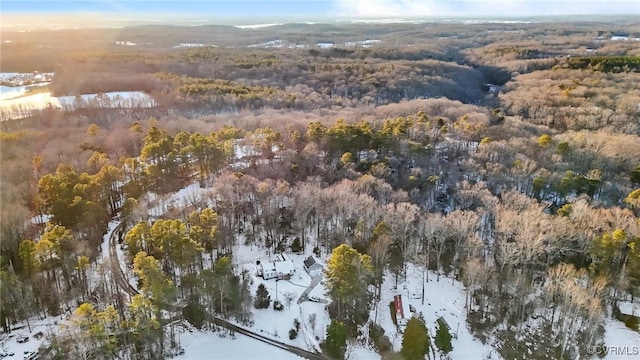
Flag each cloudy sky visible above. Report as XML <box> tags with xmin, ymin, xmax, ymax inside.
<box><xmin>2</xmin><ymin>0</ymin><xmax>638</xmax><ymax>17</ymax></box>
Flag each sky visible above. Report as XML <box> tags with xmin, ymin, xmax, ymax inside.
<box><xmin>1</xmin><ymin>0</ymin><xmax>639</xmax><ymax>18</ymax></box>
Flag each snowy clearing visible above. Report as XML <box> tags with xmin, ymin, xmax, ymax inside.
<box><xmin>602</xmin><ymin>318</ymin><xmax>640</xmax><ymax>359</ymax></box>
<box><xmin>233</xmin><ymin>242</ymin><xmax>331</xmax><ymax>353</ymax></box>
<box><xmin>346</xmin><ymin>341</ymin><xmax>380</xmax><ymax>360</ymax></box>
<box><xmin>235</xmin><ymin>23</ymin><xmax>284</xmax><ymax>29</ymax></box>
<box><xmin>147</xmin><ymin>182</ymin><xmax>212</xmax><ymax>218</ymax></box>
<box><xmin>176</xmin><ymin>327</ymin><xmax>303</xmax><ymax>360</ymax></box>
<box><xmin>373</xmin><ymin>264</ymin><xmax>501</xmax><ymax>359</ymax></box>
<box><xmin>0</xmin><ymin>316</ymin><xmax>59</xmax><ymax>359</ymax></box>
<box><xmin>29</xmin><ymin>214</ymin><xmax>52</xmax><ymax>225</ymax></box>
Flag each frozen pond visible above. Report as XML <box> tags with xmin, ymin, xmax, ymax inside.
<box><xmin>0</xmin><ymin>83</ymin><xmax>51</xmax><ymax>101</ymax></box>
<box><xmin>0</xmin><ymin>91</ymin><xmax>157</xmax><ymax>121</ymax></box>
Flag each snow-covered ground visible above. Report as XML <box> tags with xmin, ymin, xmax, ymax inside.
<box><xmin>316</xmin><ymin>42</ymin><xmax>335</xmax><ymax>49</ymax></box>
<box><xmin>247</xmin><ymin>39</ymin><xmax>380</xmax><ymax>49</ymax></box>
<box><xmin>346</xmin><ymin>340</ymin><xmax>380</xmax><ymax>360</ymax></box>
<box><xmin>29</xmin><ymin>214</ymin><xmax>52</xmax><ymax>225</ymax></box>
<box><xmin>56</xmin><ymin>91</ymin><xmax>156</xmax><ymax>109</ymax></box>
<box><xmin>172</xmin><ymin>43</ymin><xmax>217</xmax><ymax>48</ymax></box>
<box><xmin>114</xmin><ymin>41</ymin><xmax>137</xmax><ymax>46</ymax></box>
<box><xmin>0</xmin><ymin>83</ymin><xmax>50</xmax><ymax>101</ymax></box>
<box><xmin>374</xmin><ymin>264</ymin><xmax>500</xmax><ymax>359</ymax></box>
<box><xmin>344</xmin><ymin>39</ymin><xmax>381</xmax><ymax>47</ymax></box>
<box><xmin>0</xmin><ymin>72</ymin><xmax>53</xmax><ymax>86</ymax></box>
<box><xmin>0</xmin><ymin>316</ymin><xmax>60</xmax><ymax>359</ymax></box>
<box><xmin>235</xmin><ymin>23</ymin><xmax>284</xmax><ymax>29</ymax></box>
<box><xmin>248</xmin><ymin>40</ymin><xmax>307</xmax><ymax>49</ymax></box>
<box><xmin>618</xmin><ymin>301</ymin><xmax>639</xmax><ymax>317</ymax></box>
<box><xmin>602</xmin><ymin>318</ymin><xmax>640</xmax><ymax>359</ymax></box>
<box><xmin>140</xmin><ymin>177</ymin><xmax>501</xmax><ymax>358</ymax></box>
<box><xmin>228</xmin><ymin>242</ymin><xmax>503</xmax><ymax>359</ymax></box>
<box><xmin>0</xmin><ymin>93</ymin><xmax>58</xmax><ymax>119</ymax></box>
<box><xmin>147</xmin><ymin>182</ymin><xmax>212</xmax><ymax>218</ymax></box>
<box><xmin>176</xmin><ymin>327</ymin><xmax>302</xmax><ymax>360</ymax></box>
<box><xmin>233</xmin><ymin>242</ymin><xmax>330</xmax><ymax>353</ymax></box>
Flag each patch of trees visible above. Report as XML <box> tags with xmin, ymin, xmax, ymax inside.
<box><xmin>561</xmin><ymin>56</ymin><xmax>640</xmax><ymax>73</ymax></box>
<box><xmin>38</xmin><ymin>164</ymin><xmax>116</xmax><ymax>236</ymax></box>
<box><xmin>325</xmin><ymin>244</ymin><xmax>373</xmax><ymax>330</ymax></box>
<box><xmin>501</xmin><ymin>69</ymin><xmax>640</xmax><ymax>133</ymax></box>
<box><xmin>50</xmin><ymin>254</ymin><xmax>172</xmax><ymax>359</ymax></box>
<box><xmin>35</xmin><ymin>45</ymin><xmax>492</xmax><ymax>112</ymax></box>
<box><xmin>164</xmin><ymin>74</ymin><xmax>297</xmax><ymax>109</ymax></box>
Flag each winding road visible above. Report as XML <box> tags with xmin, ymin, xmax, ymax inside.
<box><xmin>108</xmin><ymin>220</ymin><xmax>328</xmax><ymax>360</ymax></box>
<box><xmin>108</xmin><ymin>221</ymin><xmax>139</xmax><ymax>297</ymax></box>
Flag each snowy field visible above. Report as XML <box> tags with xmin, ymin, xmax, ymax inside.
<box><xmin>176</xmin><ymin>328</ymin><xmax>303</xmax><ymax>360</ymax></box>
<box><xmin>248</xmin><ymin>40</ymin><xmax>307</xmax><ymax>49</ymax></box>
<box><xmin>248</xmin><ymin>39</ymin><xmax>381</xmax><ymax>49</ymax></box>
<box><xmin>56</xmin><ymin>92</ymin><xmax>156</xmax><ymax>109</ymax></box>
<box><xmin>234</xmin><ymin>242</ymin><xmax>330</xmax><ymax>353</ymax></box>
<box><xmin>147</xmin><ymin>182</ymin><xmax>213</xmax><ymax>218</ymax></box>
<box><xmin>0</xmin><ymin>93</ymin><xmax>58</xmax><ymax>118</ymax></box>
<box><xmin>235</xmin><ymin>23</ymin><xmax>284</xmax><ymax>29</ymax></box>
<box><xmin>0</xmin><ymin>83</ymin><xmax>50</xmax><ymax>101</ymax></box>
<box><xmin>373</xmin><ymin>264</ymin><xmax>500</xmax><ymax>359</ymax></box>
<box><xmin>172</xmin><ymin>43</ymin><xmax>218</xmax><ymax>48</ymax></box>
<box><xmin>0</xmin><ymin>317</ymin><xmax>57</xmax><ymax>358</ymax></box>
<box><xmin>229</xmin><ymin>242</ymin><xmax>502</xmax><ymax>359</ymax></box>
<box><xmin>602</xmin><ymin>319</ymin><xmax>640</xmax><ymax>359</ymax></box>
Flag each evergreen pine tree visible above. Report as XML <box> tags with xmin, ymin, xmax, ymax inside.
<box><xmin>435</xmin><ymin>318</ymin><xmax>453</xmax><ymax>355</ymax></box>
<box><xmin>401</xmin><ymin>317</ymin><xmax>430</xmax><ymax>360</ymax></box>
<box><xmin>254</xmin><ymin>283</ymin><xmax>271</xmax><ymax>309</ymax></box>
<box><xmin>418</xmin><ymin>313</ymin><xmax>431</xmax><ymax>358</ymax></box>
<box><xmin>324</xmin><ymin>320</ymin><xmax>347</xmax><ymax>359</ymax></box>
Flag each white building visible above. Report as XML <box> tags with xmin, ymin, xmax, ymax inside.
<box><xmin>619</xmin><ymin>301</ymin><xmax>639</xmax><ymax>317</ymax></box>
<box><xmin>303</xmin><ymin>255</ymin><xmax>323</xmax><ymax>276</ymax></box>
<box><xmin>257</xmin><ymin>254</ymin><xmax>295</xmax><ymax>280</ymax></box>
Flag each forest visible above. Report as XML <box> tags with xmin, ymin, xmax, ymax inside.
<box><xmin>1</xmin><ymin>18</ymin><xmax>639</xmax><ymax>360</ymax></box>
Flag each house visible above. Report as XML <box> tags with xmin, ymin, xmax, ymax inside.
<box><xmin>257</xmin><ymin>254</ymin><xmax>295</xmax><ymax>280</ymax></box>
<box><xmin>619</xmin><ymin>301</ymin><xmax>639</xmax><ymax>317</ymax></box>
<box><xmin>394</xmin><ymin>294</ymin><xmax>413</xmax><ymax>327</ymax></box>
<box><xmin>303</xmin><ymin>255</ymin><xmax>323</xmax><ymax>276</ymax></box>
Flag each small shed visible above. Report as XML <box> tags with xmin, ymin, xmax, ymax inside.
<box><xmin>394</xmin><ymin>294</ymin><xmax>413</xmax><ymax>327</ymax></box>
<box><xmin>303</xmin><ymin>255</ymin><xmax>323</xmax><ymax>276</ymax></box>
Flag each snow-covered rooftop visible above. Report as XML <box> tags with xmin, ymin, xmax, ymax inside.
<box><xmin>619</xmin><ymin>301</ymin><xmax>639</xmax><ymax>316</ymax></box>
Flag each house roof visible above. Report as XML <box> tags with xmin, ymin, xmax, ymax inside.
<box><xmin>261</xmin><ymin>262</ymin><xmax>276</xmax><ymax>273</ymax></box>
<box><xmin>278</xmin><ymin>254</ymin><xmax>290</xmax><ymax>262</ymax></box>
<box><xmin>275</xmin><ymin>259</ymin><xmax>294</xmax><ymax>274</ymax></box>
<box><xmin>619</xmin><ymin>301</ymin><xmax>639</xmax><ymax>316</ymax></box>
<box><xmin>304</xmin><ymin>255</ymin><xmax>319</xmax><ymax>268</ymax></box>
<box><xmin>394</xmin><ymin>294</ymin><xmax>410</xmax><ymax>320</ymax></box>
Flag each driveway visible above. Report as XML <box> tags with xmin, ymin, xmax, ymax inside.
<box><xmin>297</xmin><ymin>275</ymin><xmax>323</xmax><ymax>304</ymax></box>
